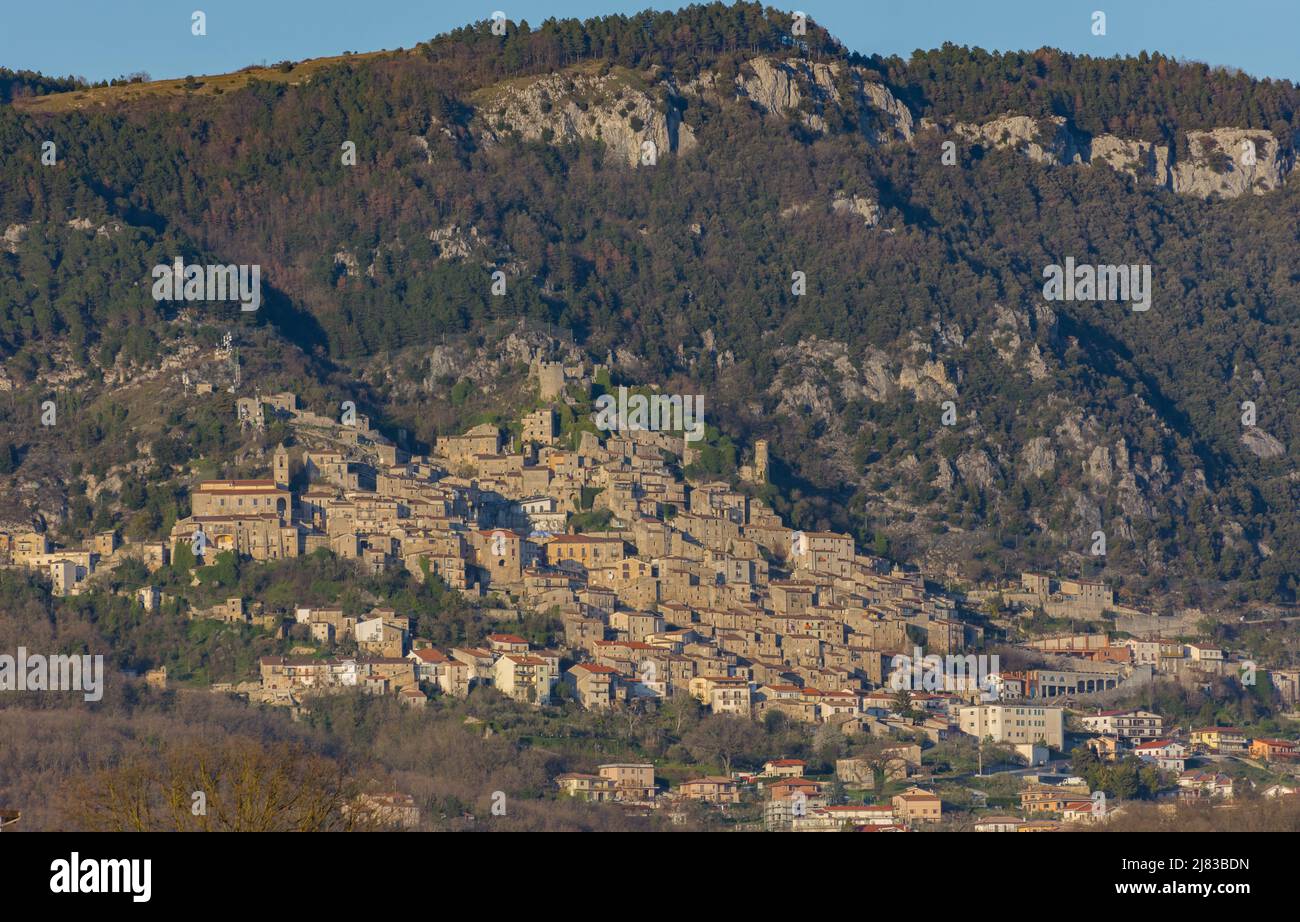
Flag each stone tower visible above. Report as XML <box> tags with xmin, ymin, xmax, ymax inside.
<box><xmin>532</xmin><ymin>359</ymin><xmax>566</xmax><ymax>401</ymax></box>
<box><xmin>273</xmin><ymin>444</ymin><xmax>290</xmax><ymax>488</ymax></box>
<box><xmin>754</xmin><ymin>439</ymin><xmax>769</xmax><ymax>482</ymax></box>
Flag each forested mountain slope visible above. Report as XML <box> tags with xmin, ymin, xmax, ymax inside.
<box><xmin>2</xmin><ymin>2</ymin><xmax>1298</xmax><ymax>606</ymax></box>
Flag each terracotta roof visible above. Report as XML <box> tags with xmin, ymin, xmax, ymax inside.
<box><xmin>681</xmin><ymin>777</ymin><xmax>735</xmax><ymax>786</ymax></box>
<box><xmin>503</xmin><ymin>655</ymin><xmax>548</xmax><ymax>666</ymax></box>
<box><xmin>197</xmin><ymin>479</ymin><xmax>279</xmax><ymax>490</ymax></box>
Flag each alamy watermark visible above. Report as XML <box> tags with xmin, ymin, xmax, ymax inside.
<box><xmin>1043</xmin><ymin>257</ymin><xmax>1151</xmax><ymax>312</ymax></box>
<box><xmin>151</xmin><ymin>257</ymin><xmax>261</xmax><ymax>312</ymax></box>
<box><xmin>0</xmin><ymin>648</ymin><xmax>104</xmax><ymax>702</ymax></box>
<box><xmin>888</xmin><ymin>647</ymin><xmax>1000</xmax><ymax>701</ymax></box>
<box><xmin>50</xmin><ymin>853</ymin><xmax>150</xmax><ymax>902</ymax></box>
<box><xmin>594</xmin><ymin>386</ymin><xmax>705</xmax><ymax>442</ymax></box>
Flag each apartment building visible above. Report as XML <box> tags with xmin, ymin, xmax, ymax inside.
<box><xmin>959</xmin><ymin>704</ymin><xmax>1064</xmax><ymax>748</ymax></box>
<box><xmin>1079</xmin><ymin>709</ymin><xmax>1165</xmax><ymax>740</ymax></box>
<box><xmin>493</xmin><ymin>654</ymin><xmax>556</xmax><ymax>705</ymax></box>
<box><xmin>597</xmin><ymin>763</ymin><xmax>656</xmax><ymax>802</ymax></box>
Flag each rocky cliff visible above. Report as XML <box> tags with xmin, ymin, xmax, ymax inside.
<box><xmin>731</xmin><ymin>56</ymin><xmax>915</xmax><ymax>143</ymax></box>
<box><xmin>934</xmin><ymin>115</ymin><xmax>1293</xmax><ymax>199</ymax></box>
<box><xmin>478</xmin><ymin>57</ymin><xmax>1294</xmax><ymax>200</ymax></box>
<box><xmin>475</xmin><ymin>67</ymin><xmax>696</xmax><ymax>166</ymax></box>
<box><xmin>475</xmin><ymin>55</ymin><xmax>916</xmax><ymax>165</ymax></box>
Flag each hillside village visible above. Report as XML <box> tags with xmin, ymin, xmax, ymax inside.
<box><xmin>2</xmin><ymin>356</ymin><xmax>1299</xmax><ymax>831</ymax></box>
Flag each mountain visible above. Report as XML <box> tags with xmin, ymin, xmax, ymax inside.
<box><xmin>2</xmin><ymin>1</ymin><xmax>1300</xmax><ymax>606</ymax></box>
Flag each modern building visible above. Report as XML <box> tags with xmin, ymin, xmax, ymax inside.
<box><xmin>958</xmin><ymin>704</ymin><xmax>1064</xmax><ymax>748</ymax></box>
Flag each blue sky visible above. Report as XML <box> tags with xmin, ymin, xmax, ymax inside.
<box><xmin>3</xmin><ymin>1</ymin><xmax>1298</xmax><ymax>84</ymax></box>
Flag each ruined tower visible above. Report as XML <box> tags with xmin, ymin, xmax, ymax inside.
<box><xmin>532</xmin><ymin>358</ymin><xmax>566</xmax><ymax>401</ymax></box>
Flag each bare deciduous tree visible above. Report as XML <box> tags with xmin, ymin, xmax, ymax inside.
<box><xmin>65</xmin><ymin>736</ymin><xmax>363</xmax><ymax>832</ymax></box>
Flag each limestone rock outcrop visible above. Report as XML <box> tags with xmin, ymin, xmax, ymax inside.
<box><xmin>1170</xmin><ymin>129</ymin><xmax>1292</xmax><ymax>198</ymax></box>
<box><xmin>939</xmin><ymin>115</ymin><xmax>1293</xmax><ymax>199</ymax></box>
<box><xmin>477</xmin><ymin>70</ymin><xmax>696</xmax><ymax>167</ymax></box>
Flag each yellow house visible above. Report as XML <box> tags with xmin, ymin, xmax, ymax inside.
<box><xmin>891</xmin><ymin>787</ymin><xmax>942</xmax><ymax>824</ymax></box>
<box><xmin>597</xmin><ymin>763</ymin><xmax>656</xmax><ymax>802</ymax></box>
<box><xmin>678</xmin><ymin>777</ymin><xmax>740</xmax><ymax>804</ymax></box>
<box><xmin>556</xmin><ymin>773</ymin><xmax>618</xmax><ymax>802</ymax></box>
<box><xmin>1019</xmin><ymin>788</ymin><xmax>1078</xmax><ymax>814</ymax></box>
<box><xmin>1190</xmin><ymin>727</ymin><xmax>1248</xmax><ymax>754</ymax></box>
